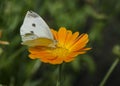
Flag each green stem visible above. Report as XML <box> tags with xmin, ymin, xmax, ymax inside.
<box><xmin>99</xmin><ymin>58</ymin><xmax>119</xmax><ymax>86</ymax></box>
<box><xmin>56</xmin><ymin>64</ymin><xmax>63</xmax><ymax>86</ymax></box>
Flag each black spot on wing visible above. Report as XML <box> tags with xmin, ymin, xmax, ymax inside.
<box><xmin>30</xmin><ymin>31</ymin><xmax>34</xmax><ymax>33</ymax></box>
<box><xmin>32</xmin><ymin>23</ymin><xmax>36</xmax><ymax>27</ymax></box>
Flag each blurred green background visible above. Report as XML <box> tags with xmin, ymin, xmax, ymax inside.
<box><xmin>0</xmin><ymin>0</ymin><xmax>120</xmax><ymax>86</ymax></box>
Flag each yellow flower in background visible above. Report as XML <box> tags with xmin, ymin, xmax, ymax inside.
<box><xmin>0</xmin><ymin>30</ymin><xmax>9</xmax><ymax>45</ymax></box>
<box><xmin>29</xmin><ymin>27</ymin><xmax>91</xmax><ymax>64</ymax></box>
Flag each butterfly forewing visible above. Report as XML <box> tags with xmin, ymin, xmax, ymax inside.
<box><xmin>20</xmin><ymin>11</ymin><xmax>56</xmax><ymax>47</ymax></box>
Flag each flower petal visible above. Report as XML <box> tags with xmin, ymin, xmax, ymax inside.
<box><xmin>51</xmin><ymin>29</ymin><xmax>58</xmax><ymax>40</ymax></box>
<box><xmin>70</xmin><ymin>34</ymin><xmax>89</xmax><ymax>51</ymax></box>
<box><xmin>57</xmin><ymin>27</ymin><xmax>67</xmax><ymax>46</ymax></box>
<box><xmin>64</xmin><ymin>57</ymin><xmax>75</xmax><ymax>62</ymax></box>
<box><xmin>64</xmin><ymin>30</ymin><xmax>72</xmax><ymax>46</ymax></box>
<box><xmin>65</xmin><ymin>32</ymin><xmax>79</xmax><ymax>49</ymax></box>
<box><xmin>48</xmin><ymin>57</ymin><xmax>63</xmax><ymax>64</ymax></box>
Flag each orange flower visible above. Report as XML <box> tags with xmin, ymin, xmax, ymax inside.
<box><xmin>28</xmin><ymin>27</ymin><xmax>91</xmax><ymax>64</ymax></box>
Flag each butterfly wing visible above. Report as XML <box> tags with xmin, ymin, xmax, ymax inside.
<box><xmin>22</xmin><ymin>38</ymin><xmax>54</xmax><ymax>47</ymax></box>
<box><xmin>20</xmin><ymin>11</ymin><xmax>55</xmax><ymax>47</ymax></box>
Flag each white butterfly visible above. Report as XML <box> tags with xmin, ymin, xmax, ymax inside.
<box><xmin>20</xmin><ymin>11</ymin><xmax>56</xmax><ymax>47</ymax></box>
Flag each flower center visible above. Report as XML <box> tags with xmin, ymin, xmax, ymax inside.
<box><xmin>51</xmin><ymin>47</ymin><xmax>70</xmax><ymax>57</ymax></box>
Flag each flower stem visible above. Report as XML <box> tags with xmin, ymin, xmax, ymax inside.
<box><xmin>56</xmin><ymin>64</ymin><xmax>63</xmax><ymax>86</ymax></box>
<box><xmin>99</xmin><ymin>58</ymin><xmax>119</xmax><ymax>86</ymax></box>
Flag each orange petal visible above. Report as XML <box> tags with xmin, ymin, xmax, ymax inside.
<box><xmin>64</xmin><ymin>57</ymin><xmax>75</xmax><ymax>62</ymax></box>
<box><xmin>29</xmin><ymin>54</ymin><xmax>41</xmax><ymax>59</ymax></box>
<box><xmin>49</xmin><ymin>57</ymin><xmax>63</xmax><ymax>64</ymax></box>
<box><xmin>57</xmin><ymin>27</ymin><xmax>67</xmax><ymax>46</ymax></box>
<box><xmin>40</xmin><ymin>58</ymin><xmax>50</xmax><ymax>63</ymax></box>
<box><xmin>65</xmin><ymin>32</ymin><xmax>79</xmax><ymax>48</ymax></box>
<box><xmin>70</xmin><ymin>34</ymin><xmax>89</xmax><ymax>51</ymax></box>
<box><xmin>69</xmin><ymin>32</ymin><xmax>79</xmax><ymax>43</ymax></box>
<box><xmin>37</xmin><ymin>55</ymin><xmax>58</xmax><ymax>63</ymax></box>
<box><xmin>68</xmin><ymin>52</ymin><xmax>80</xmax><ymax>57</ymax></box>
<box><xmin>28</xmin><ymin>52</ymin><xmax>51</xmax><ymax>59</ymax></box>
<box><xmin>51</xmin><ymin>29</ymin><xmax>58</xmax><ymax>40</ymax></box>
<box><xmin>64</xmin><ymin>30</ymin><xmax>72</xmax><ymax>45</ymax></box>
<box><xmin>81</xmin><ymin>48</ymin><xmax>91</xmax><ymax>51</ymax></box>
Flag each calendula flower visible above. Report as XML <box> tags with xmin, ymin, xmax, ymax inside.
<box><xmin>28</xmin><ymin>27</ymin><xmax>91</xmax><ymax>64</ymax></box>
<box><xmin>0</xmin><ymin>30</ymin><xmax>9</xmax><ymax>45</ymax></box>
